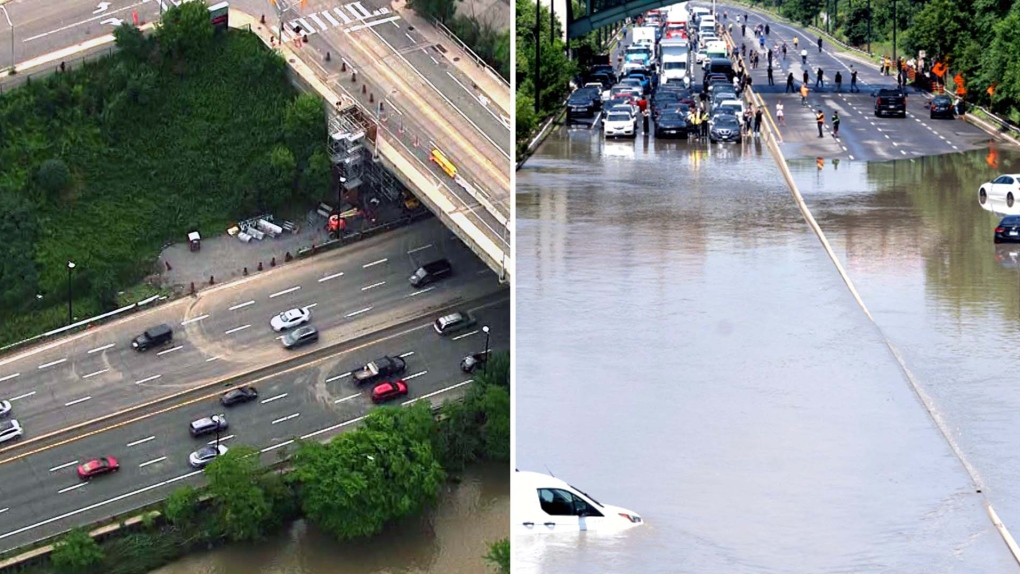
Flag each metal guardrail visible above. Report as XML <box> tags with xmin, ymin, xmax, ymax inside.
<box><xmin>430</xmin><ymin>17</ymin><xmax>510</xmax><ymax>91</ymax></box>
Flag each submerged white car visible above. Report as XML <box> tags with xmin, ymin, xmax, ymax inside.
<box><xmin>270</xmin><ymin>308</ymin><xmax>311</xmax><ymax>332</ymax></box>
<box><xmin>512</xmin><ymin>470</ymin><xmax>643</xmax><ymax>534</ymax></box>
<box><xmin>604</xmin><ymin>112</ymin><xmax>636</xmax><ymax>139</ymax></box>
<box><xmin>979</xmin><ymin>174</ymin><xmax>1020</xmax><ymax>208</ymax></box>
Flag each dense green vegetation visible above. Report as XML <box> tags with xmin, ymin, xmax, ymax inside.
<box><xmin>26</xmin><ymin>352</ymin><xmax>510</xmax><ymax>574</ymax></box>
<box><xmin>515</xmin><ymin>0</ymin><xmax>620</xmax><ymax>161</ymax></box>
<box><xmin>405</xmin><ymin>0</ymin><xmax>510</xmax><ymax>81</ymax></box>
<box><xmin>0</xmin><ymin>2</ymin><xmax>329</xmax><ymax>344</ymax></box>
<box><xmin>739</xmin><ymin>0</ymin><xmax>1020</xmax><ymax>122</ymax></box>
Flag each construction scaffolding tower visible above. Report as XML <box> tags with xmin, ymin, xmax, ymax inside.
<box><xmin>328</xmin><ymin>106</ymin><xmax>371</xmax><ymax>196</ymax></box>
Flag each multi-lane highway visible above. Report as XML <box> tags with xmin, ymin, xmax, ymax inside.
<box><xmin>0</xmin><ymin>218</ymin><xmax>508</xmax><ymax>552</ymax></box>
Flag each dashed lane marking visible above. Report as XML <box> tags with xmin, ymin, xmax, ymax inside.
<box><xmin>261</xmin><ymin>393</ymin><xmax>288</xmax><ymax>404</ymax></box>
<box><xmin>181</xmin><ymin>315</ymin><xmax>208</xmax><ymax>326</ymax></box>
<box><xmin>224</xmin><ymin>324</ymin><xmax>251</xmax><ymax>335</ymax></box>
<box><xmin>157</xmin><ymin>345</ymin><xmax>183</xmax><ymax>356</ymax></box>
<box><xmin>38</xmin><ymin>359</ymin><xmax>66</xmax><ymax>370</ymax></box>
<box><xmin>87</xmin><ymin>344</ymin><xmax>114</xmax><ymax>354</ymax></box>
<box><xmin>228</xmin><ymin>301</ymin><xmax>255</xmax><ymax>311</ymax></box>
<box><xmin>49</xmin><ymin>460</ymin><xmax>79</xmax><ymax>472</ymax></box>
<box><xmin>64</xmin><ymin>396</ymin><xmax>92</xmax><ymax>407</ymax></box>
<box><xmin>126</xmin><ymin>436</ymin><xmax>155</xmax><ymax>447</ymax></box>
<box><xmin>139</xmin><ymin>457</ymin><xmax>166</xmax><ymax>468</ymax></box>
<box><xmin>318</xmin><ymin>272</ymin><xmax>345</xmax><ymax>282</ymax></box>
<box><xmin>270</xmin><ymin>286</ymin><xmax>301</xmax><ymax>299</ymax></box>
<box><xmin>134</xmin><ymin>375</ymin><xmax>161</xmax><ymax>385</ymax></box>
<box><xmin>82</xmin><ymin>369</ymin><xmax>109</xmax><ymax>380</ymax></box>
<box><xmin>362</xmin><ymin>258</ymin><xmax>387</xmax><ymax>268</ymax></box>
<box><xmin>58</xmin><ymin>483</ymin><xmax>87</xmax><ymax>494</ymax></box>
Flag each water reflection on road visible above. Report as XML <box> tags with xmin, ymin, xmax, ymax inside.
<box><xmin>515</xmin><ymin>126</ymin><xmax>1016</xmax><ymax>572</ymax></box>
<box><xmin>149</xmin><ymin>464</ymin><xmax>508</xmax><ymax>574</ymax></box>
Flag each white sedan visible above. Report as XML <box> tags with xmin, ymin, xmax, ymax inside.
<box><xmin>0</xmin><ymin>400</ymin><xmax>10</xmax><ymax>417</ymax></box>
<box><xmin>979</xmin><ymin>174</ymin><xmax>1020</xmax><ymax>208</ymax></box>
<box><xmin>189</xmin><ymin>444</ymin><xmax>228</xmax><ymax>468</ymax></box>
<box><xmin>604</xmin><ymin>112</ymin><xmax>637</xmax><ymax>139</ymax></box>
<box><xmin>270</xmin><ymin>308</ymin><xmax>311</xmax><ymax>332</ymax></box>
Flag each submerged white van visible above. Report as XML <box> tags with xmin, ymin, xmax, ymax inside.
<box><xmin>512</xmin><ymin>470</ymin><xmax>644</xmax><ymax>534</ymax></box>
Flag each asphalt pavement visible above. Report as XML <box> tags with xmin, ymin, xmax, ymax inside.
<box><xmin>0</xmin><ymin>296</ymin><xmax>508</xmax><ymax>553</ymax></box>
<box><xmin>720</xmin><ymin>4</ymin><xmax>993</xmax><ymax>161</ymax></box>
<box><xmin>0</xmin><ymin>219</ymin><xmax>502</xmax><ymax>455</ymax></box>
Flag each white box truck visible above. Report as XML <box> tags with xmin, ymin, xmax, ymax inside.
<box><xmin>632</xmin><ymin>25</ymin><xmax>657</xmax><ymax>48</ymax></box>
<box><xmin>659</xmin><ymin>39</ymin><xmax>690</xmax><ymax>85</ymax></box>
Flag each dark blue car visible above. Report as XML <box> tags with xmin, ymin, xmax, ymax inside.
<box><xmin>994</xmin><ymin>215</ymin><xmax>1020</xmax><ymax>243</ymax></box>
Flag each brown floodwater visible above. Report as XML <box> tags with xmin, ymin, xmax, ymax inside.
<box><xmin>150</xmin><ymin>464</ymin><xmax>508</xmax><ymax>574</ymax></box>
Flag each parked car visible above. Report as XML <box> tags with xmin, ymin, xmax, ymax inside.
<box><xmin>282</xmin><ymin>325</ymin><xmax>319</xmax><ymax>349</ymax></box>
<box><xmin>0</xmin><ymin>419</ymin><xmax>22</xmax><ymax>444</ymax></box>
<box><xmin>189</xmin><ymin>444</ymin><xmax>229</xmax><ymax>468</ymax></box>
<box><xmin>409</xmin><ymin>259</ymin><xmax>453</xmax><ymax>288</ymax></box>
<box><xmin>433</xmin><ymin>311</ymin><xmax>477</xmax><ymax>336</ymax></box>
<box><xmin>710</xmin><ymin>116</ymin><xmax>742</xmax><ymax>143</ymax></box>
<box><xmin>979</xmin><ymin>174</ymin><xmax>1020</xmax><ymax>208</ymax></box>
<box><xmin>873</xmin><ymin>88</ymin><xmax>907</xmax><ymax>117</ymax></box>
<box><xmin>352</xmin><ymin>356</ymin><xmax>407</xmax><ymax>385</ymax></box>
<box><xmin>189</xmin><ymin>415</ymin><xmax>228</xmax><ymax>437</ymax></box>
<box><xmin>654</xmin><ymin>111</ymin><xmax>691</xmax><ymax>138</ymax></box>
<box><xmin>220</xmin><ymin>386</ymin><xmax>259</xmax><ymax>407</ymax></box>
<box><xmin>930</xmin><ymin>95</ymin><xmax>955</xmax><ymax>119</ymax></box>
<box><xmin>77</xmin><ymin>457</ymin><xmax>119</xmax><ymax>481</ymax></box>
<box><xmin>131</xmin><ymin>324</ymin><xmax>173</xmax><ymax>352</ymax></box>
<box><xmin>270</xmin><ymin>308</ymin><xmax>310</xmax><ymax>332</ymax></box>
<box><xmin>371</xmin><ymin>380</ymin><xmax>409</xmax><ymax>403</ymax></box>
<box><xmin>0</xmin><ymin>400</ymin><xmax>10</xmax><ymax>417</ymax></box>
<box><xmin>995</xmin><ymin>215</ymin><xmax>1020</xmax><ymax>243</ymax></box>
<box><xmin>460</xmin><ymin>351</ymin><xmax>490</xmax><ymax>373</ymax></box>
<box><xmin>604</xmin><ymin>112</ymin><xmax>637</xmax><ymax>139</ymax></box>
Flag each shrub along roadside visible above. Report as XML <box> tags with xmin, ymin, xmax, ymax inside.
<box><xmin>404</xmin><ymin>0</ymin><xmax>509</xmax><ymax>81</ymax></box>
<box><xmin>22</xmin><ymin>352</ymin><xmax>510</xmax><ymax>574</ymax></box>
<box><xmin>0</xmin><ymin>1</ymin><xmax>329</xmax><ymax>347</ymax></box>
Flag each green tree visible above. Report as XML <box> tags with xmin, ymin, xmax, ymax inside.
<box><xmin>406</xmin><ymin>0</ymin><xmax>457</xmax><ymax>23</ymax></box>
<box><xmin>36</xmin><ymin>158</ymin><xmax>72</xmax><ymax>201</ymax></box>
<box><xmin>284</xmin><ymin>93</ymin><xmax>325</xmax><ymax>167</ymax></box>
<box><xmin>473</xmin><ymin>351</ymin><xmax>509</xmax><ymax>388</ymax></box>
<box><xmin>300</xmin><ymin>149</ymin><xmax>333</xmax><ymax>201</ymax></box>
<box><xmin>842</xmin><ymin>2</ymin><xmax>872</xmax><ymax>47</ymax></box>
<box><xmin>290</xmin><ymin>418</ymin><xmax>446</xmax><ymax>540</ymax></box>
<box><xmin>50</xmin><ymin>528</ymin><xmax>103</xmax><ymax>573</ymax></box>
<box><xmin>113</xmin><ymin>22</ymin><xmax>153</xmax><ymax>63</ymax></box>
<box><xmin>204</xmin><ymin>446</ymin><xmax>274</xmax><ymax>542</ymax></box>
<box><xmin>980</xmin><ymin>4</ymin><xmax>1020</xmax><ymax>113</ymax></box>
<box><xmin>163</xmin><ymin>485</ymin><xmax>199</xmax><ymax>526</ymax></box>
<box><xmin>0</xmin><ymin>193</ymin><xmax>39</xmax><ymax>312</ymax></box>
<box><xmin>485</xmin><ymin>538</ymin><xmax>510</xmax><ymax>574</ymax></box>
<box><xmin>480</xmin><ymin>385</ymin><xmax>510</xmax><ymax>461</ymax></box>
<box><xmin>252</xmin><ymin>144</ymin><xmax>296</xmax><ymax>211</ymax></box>
<box><xmin>515</xmin><ymin>0</ymin><xmax>575</xmax><ymax>153</ymax></box>
<box><xmin>155</xmin><ymin>0</ymin><xmax>215</xmax><ymax>63</ymax></box>
<box><xmin>435</xmin><ymin>400</ymin><xmax>483</xmax><ymax>471</ymax></box>
<box><xmin>903</xmin><ymin>0</ymin><xmax>961</xmax><ymax>63</ymax></box>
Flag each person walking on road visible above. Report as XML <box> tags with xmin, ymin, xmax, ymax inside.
<box><xmin>834</xmin><ymin>71</ymin><xmax>842</xmax><ymax>92</ymax></box>
<box><xmin>815</xmin><ymin>109</ymin><xmax>825</xmax><ymax>137</ymax></box>
<box><xmin>786</xmin><ymin>72</ymin><xmax>796</xmax><ymax>92</ymax></box>
<box><xmin>817</xmin><ymin>36</ymin><xmax>823</xmax><ymax>53</ymax></box>
<box><xmin>782</xmin><ymin>42</ymin><xmax>787</xmax><ymax>60</ymax></box>
<box><xmin>765</xmin><ymin>23</ymin><xmax>770</xmax><ymax>36</ymax></box>
<box><xmin>700</xmin><ymin>108</ymin><xmax>710</xmax><ymax>139</ymax></box>
<box><xmin>815</xmin><ymin>67</ymin><xmax>824</xmax><ymax>89</ymax></box>
<box><xmin>767</xmin><ymin>64</ymin><xmax>775</xmax><ymax>85</ymax></box>
<box><xmin>776</xmin><ymin>101</ymin><xmax>785</xmax><ymax>126</ymax></box>
<box><xmin>850</xmin><ymin>66</ymin><xmax>859</xmax><ymax>92</ymax></box>
<box><xmin>793</xmin><ymin>36</ymin><xmax>799</xmax><ymax>49</ymax></box>
<box><xmin>831</xmin><ymin>110</ymin><xmax>840</xmax><ymax>137</ymax></box>
<box><xmin>741</xmin><ymin>23</ymin><xmax>746</xmax><ymax>37</ymax></box>
<box><xmin>743</xmin><ymin>108</ymin><xmax>753</xmax><ymax>136</ymax></box>
<box><xmin>642</xmin><ymin>108</ymin><xmax>650</xmax><ymax>135</ymax></box>
<box><xmin>767</xmin><ymin>48</ymin><xmax>773</xmax><ymax>64</ymax></box>
<box><xmin>800</xmin><ymin>83</ymin><xmax>810</xmax><ymax>105</ymax></box>
<box><xmin>753</xmin><ymin>106</ymin><xmax>763</xmax><ymax>137</ymax></box>
<box><xmin>802</xmin><ymin>69</ymin><xmax>810</xmax><ymax>86</ymax></box>
<box><xmin>691</xmin><ymin>111</ymin><xmax>702</xmax><ymax>138</ymax></box>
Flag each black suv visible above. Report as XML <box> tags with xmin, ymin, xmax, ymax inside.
<box><xmin>874</xmin><ymin>88</ymin><xmax>907</xmax><ymax>117</ymax></box>
<box><xmin>352</xmin><ymin>356</ymin><xmax>407</xmax><ymax>385</ymax></box>
<box><xmin>566</xmin><ymin>88</ymin><xmax>601</xmax><ymax>119</ymax></box>
<box><xmin>929</xmin><ymin>94</ymin><xmax>955</xmax><ymax>119</ymax></box>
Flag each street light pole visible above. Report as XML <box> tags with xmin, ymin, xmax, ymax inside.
<box><xmin>891</xmin><ymin>0</ymin><xmax>897</xmax><ymax>68</ymax></box>
<box><xmin>482</xmin><ymin>325</ymin><xmax>490</xmax><ymax>374</ymax></box>
<box><xmin>66</xmin><ymin>261</ymin><xmax>75</xmax><ymax>325</ymax></box>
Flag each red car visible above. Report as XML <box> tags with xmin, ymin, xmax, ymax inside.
<box><xmin>77</xmin><ymin>456</ymin><xmax>120</xmax><ymax>481</ymax></box>
<box><xmin>371</xmin><ymin>380</ymin><xmax>408</xmax><ymax>404</ymax></box>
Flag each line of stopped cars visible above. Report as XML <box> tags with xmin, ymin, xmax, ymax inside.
<box><xmin>0</xmin><ymin>257</ymin><xmax>496</xmax><ymax>478</ymax></box>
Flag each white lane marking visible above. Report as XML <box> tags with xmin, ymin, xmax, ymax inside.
<box><xmin>294</xmin><ymin>17</ymin><xmax>317</xmax><ymax>34</ymax></box>
<box><xmin>134</xmin><ymin>374</ymin><xmax>162</xmax><ymax>385</ymax></box>
<box><xmin>303</xmin><ymin>303</ymin><xmax>318</xmax><ymax>310</ymax></box>
<box><xmin>38</xmin><ymin>358</ymin><xmax>67</xmax><ymax>370</ymax></box>
<box><xmin>402</xmin><ymin>379</ymin><xmax>473</xmax><ymax>406</ymax></box>
<box><xmin>271</xmin><ymin>413</ymin><xmax>300</xmax><ymax>425</ymax></box>
<box><xmin>332</xmin><ymin>7</ymin><xmax>352</xmax><ymax>24</ymax></box>
<box><xmin>322</xmin><ymin>10</ymin><xmax>340</xmax><ymax>25</ymax></box>
<box><xmin>326</xmin><ymin>371</ymin><xmax>352</xmax><ymax>382</ymax></box>
<box><xmin>82</xmin><ymin>369</ymin><xmax>109</xmax><ymax>380</ymax></box>
<box><xmin>157</xmin><ymin>345</ymin><xmax>183</xmax><ymax>356</ymax></box>
<box><xmin>308</xmin><ymin>12</ymin><xmax>328</xmax><ymax>30</ymax></box>
<box><xmin>58</xmin><ymin>483</ymin><xmax>88</xmax><ymax>494</ymax></box>
<box><xmin>0</xmin><ymin>373</ymin><xmax>19</xmax><ymax>382</ymax></box>
<box><xmin>127</xmin><ymin>436</ymin><xmax>155</xmax><ymax>447</ymax></box>
<box><xmin>0</xmin><ymin>470</ymin><xmax>204</xmax><ymax>541</ymax></box>
<box><xmin>403</xmin><ymin>370</ymin><xmax>428</xmax><ymax>381</ymax></box>
<box><xmin>181</xmin><ymin>315</ymin><xmax>209</xmax><ymax>326</ymax></box>
<box><xmin>345</xmin><ymin>307</ymin><xmax>373</xmax><ymax>317</ymax></box>
<box><xmin>346</xmin><ymin>15</ymin><xmax>400</xmax><ymax>32</ymax></box>
<box><xmin>207</xmin><ymin>435</ymin><xmax>234</xmax><ymax>444</ymax></box>
<box><xmin>301</xmin><ymin>414</ymin><xmax>366</xmax><ymax>440</ymax></box>
<box><xmin>49</xmin><ymin>460</ymin><xmax>80</xmax><ymax>472</ymax></box>
<box><xmin>398</xmin><ymin>351</ymin><xmax>414</xmax><ymax>358</ymax></box>
<box><xmin>451</xmin><ymin>330</ymin><xmax>479</xmax><ymax>341</ymax></box>
<box><xmin>900</xmin><ymin>150</ymin><xmax>907</xmax><ymax>155</ymax></box>
<box><xmin>224</xmin><ymin>324</ymin><xmax>251</xmax><ymax>335</ymax></box>
<box><xmin>361</xmin><ymin>281</ymin><xmax>386</xmax><ymax>291</ymax></box>
<box><xmin>206</xmin><ymin>356</ymin><xmax>219</xmax><ymax>362</ymax></box>
<box><xmin>430</xmin><ymin>55</ymin><xmax>439</xmax><ymax>65</ymax></box>
<box><xmin>334</xmin><ymin>393</ymin><xmax>360</xmax><ymax>403</ymax></box>
<box><xmin>363</xmin><ymin>258</ymin><xmax>387</xmax><ymax>268</ymax></box>
<box><xmin>261</xmin><ymin>439</ymin><xmax>294</xmax><ymax>453</ymax></box>
<box><xmin>64</xmin><ymin>396</ymin><xmax>92</xmax><ymax>406</ymax></box>
<box><xmin>269</xmin><ymin>286</ymin><xmax>301</xmax><ymax>298</ymax></box>
<box><xmin>261</xmin><ymin>393</ymin><xmax>288</xmax><ymax>404</ymax></box>
<box><xmin>407</xmin><ymin>244</ymin><xmax>433</xmax><ymax>254</ymax></box>
<box><xmin>0</xmin><ymin>508</ymin><xmax>7</xmax><ymax>515</ymax></box>
<box><xmin>87</xmin><ymin>344</ymin><xmax>115</xmax><ymax>354</ymax></box>
<box><xmin>139</xmin><ymin>457</ymin><xmax>166</xmax><ymax>468</ymax></box>
<box><xmin>9</xmin><ymin>391</ymin><xmax>35</xmax><ymax>401</ymax></box>
<box><xmin>849</xmin><ymin>155</ymin><xmax>855</xmax><ymax>160</ymax></box>
<box><xmin>228</xmin><ymin>300</ymin><xmax>255</xmax><ymax>311</ymax></box>
<box><xmin>405</xmin><ymin>32</ymin><xmax>414</xmax><ymax>42</ymax></box>
<box><xmin>407</xmin><ymin>287</ymin><xmax>435</xmax><ymax>297</ymax></box>
<box><xmin>348</xmin><ymin>1</ymin><xmax>372</xmax><ymax>19</ymax></box>
<box><xmin>318</xmin><ymin>272</ymin><xmax>345</xmax><ymax>282</ymax></box>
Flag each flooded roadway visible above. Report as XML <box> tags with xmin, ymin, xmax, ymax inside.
<box><xmin>515</xmin><ymin>125</ymin><xmax>1020</xmax><ymax>571</ymax></box>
